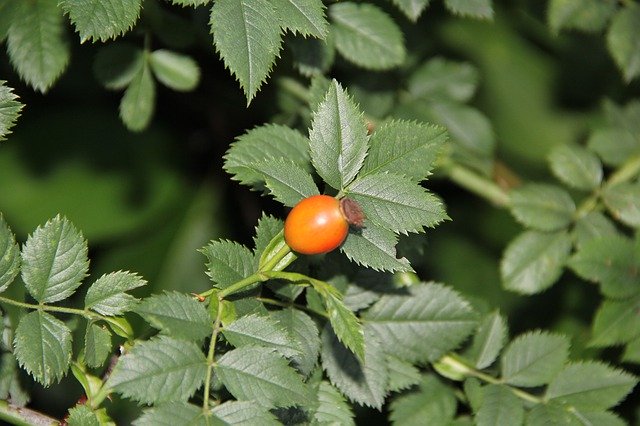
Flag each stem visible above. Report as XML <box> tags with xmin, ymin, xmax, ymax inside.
<box><xmin>605</xmin><ymin>154</ymin><xmax>640</xmax><ymax>187</ymax></box>
<box><xmin>0</xmin><ymin>296</ymin><xmax>103</xmax><ymax>321</ymax></box>
<box><xmin>202</xmin><ymin>300</ymin><xmax>224</xmax><ymax>414</ymax></box>
<box><xmin>0</xmin><ymin>400</ymin><xmax>59</xmax><ymax>426</ymax></box>
<box><xmin>218</xmin><ymin>273</ymin><xmax>269</xmax><ymax>299</ymax></box>
<box><xmin>443</xmin><ymin>163</ymin><xmax>511</xmax><ymax>208</ymax></box>
<box><xmin>259</xmin><ymin>244</ymin><xmax>295</xmax><ymax>273</ymax></box>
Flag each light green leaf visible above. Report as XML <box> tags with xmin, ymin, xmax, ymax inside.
<box><xmin>84</xmin><ymin>323</ymin><xmax>112</xmax><ymax>368</ymax></box>
<box><xmin>501</xmin><ymin>231</ymin><xmax>572</xmax><ymax>295</ymax></box>
<box><xmin>408</xmin><ymin>57</ymin><xmax>479</xmax><ymax>102</ymax></box>
<box><xmin>149</xmin><ymin>50</ymin><xmax>200</xmax><ymax>91</ymax></box>
<box><xmin>0</xmin><ymin>214</ymin><xmax>20</xmax><ymax>293</ymax></box>
<box><xmin>21</xmin><ymin>215</ymin><xmax>88</xmax><ymax>303</ymax></box>
<box><xmin>546</xmin><ymin>361</ymin><xmax>638</xmax><ymax>411</ymax></box>
<box><xmin>388</xmin><ymin>0</ymin><xmax>432</xmax><ymax>22</ymax></box>
<box><xmin>85</xmin><ymin>271</ymin><xmax>146</xmax><ymax>316</ymax></box>
<box><xmin>573</xmin><ymin>212</ymin><xmax>618</xmax><ymax>249</ymax></box>
<box><xmin>314</xmin><ymin>381</ymin><xmax>355</xmax><ymax>425</ymax></box>
<box><xmin>386</xmin><ymin>355</ymin><xmax>421</xmax><ymax>392</ymax></box>
<box><xmin>0</xmin><ymin>81</ymin><xmax>24</xmax><ymax>142</ymax></box>
<box><xmin>223</xmin><ymin>313</ymin><xmax>299</xmax><ymax>359</ymax></box>
<box><xmin>67</xmin><ymin>404</ymin><xmax>100</xmax><ymax>426</ymax></box>
<box><xmin>7</xmin><ymin>0</ymin><xmax>70</xmax><ymax>93</ymax></box>
<box><xmin>329</xmin><ymin>2</ymin><xmax>406</xmax><ymax>70</ymax></box>
<box><xmin>509</xmin><ymin>184</ymin><xmax>576</xmax><ymax>231</ymax></box>
<box><xmin>108</xmin><ymin>336</ymin><xmax>206</xmax><ymax>404</ymax></box>
<box><xmin>444</xmin><ymin>0</ymin><xmax>493</xmax><ymax>19</ymax></box>
<box><xmin>13</xmin><ymin>311</ymin><xmax>72</xmax><ymax>386</ymax></box>
<box><xmin>134</xmin><ymin>291</ymin><xmax>211</xmax><ymax>341</ymax></box>
<box><xmin>347</xmin><ymin>173</ymin><xmax>447</xmax><ymax>234</ymax></box>
<box><xmin>590</xmin><ymin>296</ymin><xmax>640</xmax><ymax>347</ymax></box>
<box><xmin>525</xmin><ymin>403</ymin><xmax>582</xmax><ymax>426</ymax></box>
<box><xmin>364</xmin><ymin>282</ymin><xmax>477</xmax><ymax>363</ymax></box>
<box><xmin>93</xmin><ymin>43</ymin><xmax>144</xmax><ymax>90</ymax></box>
<box><xmin>360</xmin><ymin>120</ymin><xmax>447</xmax><ymax>182</ymax></box>
<box><xmin>210</xmin><ymin>0</ymin><xmax>282</xmax><ymax>103</ymax></box>
<box><xmin>548</xmin><ymin>0</ymin><xmax>617</xmax><ymax>33</ymax></box>
<box><xmin>607</xmin><ymin>5</ymin><xmax>640</xmax><ymax>82</ymax></box>
<box><xmin>119</xmin><ymin>60</ymin><xmax>156</xmax><ymax>132</ymax></box>
<box><xmin>548</xmin><ymin>144</ymin><xmax>603</xmax><ymax>191</ymax></box>
<box><xmin>271</xmin><ymin>0</ymin><xmax>328</xmax><ymax>37</ymax></box>
<box><xmin>475</xmin><ymin>384</ymin><xmax>524</xmax><ymax>426</ymax></box>
<box><xmin>309</xmin><ymin>80</ymin><xmax>368</xmax><ymax>190</ymax></box>
<box><xmin>216</xmin><ymin>345</ymin><xmax>312</xmax><ymax>408</ymax></box>
<box><xmin>271</xmin><ymin>309</ymin><xmax>320</xmax><ymax>376</ymax></box>
<box><xmin>465</xmin><ymin>311</ymin><xmax>508</xmax><ymax>370</ymax></box>
<box><xmin>200</xmin><ymin>240</ymin><xmax>254</xmax><ymax>289</ymax></box>
<box><xmin>134</xmin><ymin>402</ymin><xmax>205</xmax><ymax>426</ymax></box>
<box><xmin>501</xmin><ymin>331</ymin><xmax>569</xmax><ymax>387</ymax></box>
<box><xmin>389</xmin><ymin>375</ymin><xmax>456</xmax><ymax>426</ymax></box>
<box><xmin>250</xmin><ymin>159</ymin><xmax>319</xmax><ymax>207</ymax></box>
<box><xmin>341</xmin><ymin>225</ymin><xmax>413</xmax><ymax>272</ymax></box>
<box><xmin>59</xmin><ymin>0</ymin><xmax>141</xmax><ymax>42</ymax></box>
<box><xmin>603</xmin><ymin>182</ymin><xmax>640</xmax><ymax>227</ymax></box>
<box><xmin>211</xmin><ymin>401</ymin><xmax>280</xmax><ymax>425</ymax></box>
<box><xmin>587</xmin><ymin>128</ymin><xmax>640</xmax><ymax>167</ymax></box>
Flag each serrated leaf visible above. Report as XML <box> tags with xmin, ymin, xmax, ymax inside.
<box><xmin>216</xmin><ymin>345</ymin><xmax>312</xmax><ymax>408</ymax></box>
<box><xmin>347</xmin><ymin>173</ymin><xmax>447</xmax><ymax>234</ymax></box>
<box><xmin>322</xmin><ymin>291</ymin><xmax>365</xmax><ymax>362</ymax></box>
<box><xmin>463</xmin><ymin>378</ymin><xmax>484</xmax><ymax>413</ymax></box>
<box><xmin>309</xmin><ymin>80</ymin><xmax>368</xmax><ymax>190</ymax></box>
<box><xmin>501</xmin><ymin>331</ymin><xmax>570</xmax><ymax>387</ymax></box>
<box><xmin>59</xmin><ymin>0</ymin><xmax>141</xmax><ymax>42</ymax></box>
<box><xmin>501</xmin><ymin>231</ymin><xmax>572</xmax><ymax>295</ymax></box>
<box><xmin>546</xmin><ymin>361</ymin><xmax>638</xmax><ymax>411</ymax></box>
<box><xmin>67</xmin><ymin>404</ymin><xmax>100</xmax><ymax>426</ymax></box>
<box><xmin>250</xmin><ymin>159</ymin><xmax>319</xmax><ymax>207</ymax></box>
<box><xmin>85</xmin><ymin>271</ymin><xmax>146</xmax><ymax>316</ymax></box>
<box><xmin>0</xmin><ymin>214</ymin><xmax>20</xmax><ymax>293</ymax></box>
<box><xmin>465</xmin><ymin>311</ymin><xmax>508</xmax><ymax>370</ymax></box>
<box><xmin>623</xmin><ymin>335</ymin><xmax>640</xmax><ymax>363</ymax></box>
<box><xmin>386</xmin><ymin>355</ymin><xmax>421</xmax><ymax>392</ymax></box>
<box><xmin>0</xmin><ymin>0</ymin><xmax>18</xmax><ymax>41</ymax></box>
<box><xmin>388</xmin><ymin>0</ymin><xmax>431</xmax><ymax>22</ymax></box>
<box><xmin>0</xmin><ymin>81</ymin><xmax>24</xmax><ymax>142</ymax></box>
<box><xmin>330</xmin><ymin>2</ymin><xmax>405</xmax><ymax>70</ymax></box>
<box><xmin>84</xmin><ymin>323</ymin><xmax>112</xmax><ymax>368</ymax></box>
<box><xmin>389</xmin><ymin>375</ymin><xmax>456</xmax><ymax>426</ymax></box>
<box><xmin>475</xmin><ymin>384</ymin><xmax>524</xmax><ymax>426</ymax></box>
<box><xmin>341</xmin><ymin>226</ymin><xmax>412</xmax><ymax>272</ymax></box>
<box><xmin>133</xmin><ymin>402</ymin><xmax>205</xmax><ymax>426</ymax></box>
<box><xmin>169</xmin><ymin>0</ymin><xmax>210</xmax><ymax>5</ymax></box>
<box><xmin>119</xmin><ymin>59</ymin><xmax>155</xmax><ymax>132</ymax></box>
<box><xmin>271</xmin><ymin>0</ymin><xmax>328</xmax><ymax>37</ymax></box>
<box><xmin>135</xmin><ymin>292</ymin><xmax>211</xmax><ymax>341</ymax></box>
<box><xmin>271</xmin><ymin>309</ymin><xmax>320</xmax><ymax>376</ymax></box>
<box><xmin>587</xmin><ymin>128</ymin><xmax>640</xmax><ymax>167</ymax></box>
<box><xmin>21</xmin><ymin>215</ymin><xmax>89</xmax><ymax>303</ymax></box>
<box><xmin>93</xmin><ymin>43</ymin><xmax>144</xmax><ymax>90</ymax></box>
<box><xmin>525</xmin><ymin>403</ymin><xmax>582</xmax><ymax>426</ymax></box>
<box><xmin>444</xmin><ymin>0</ymin><xmax>493</xmax><ymax>19</ymax></box>
<box><xmin>548</xmin><ymin>0</ymin><xmax>617</xmax><ymax>33</ymax></box>
<box><xmin>573</xmin><ymin>211</ymin><xmax>618</xmax><ymax>249</ymax></box>
<box><xmin>13</xmin><ymin>311</ymin><xmax>72</xmax><ymax>386</ymax></box>
<box><xmin>108</xmin><ymin>336</ymin><xmax>206</xmax><ymax>404</ymax></box>
<box><xmin>253</xmin><ymin>214</ymin><xmax>284</xmax><ymax>260</ymax></box>
<box><xmin>607</xmin><ymin>5</ymin><xmax>640</xmax><ymax>82</ymax></box>
<box><xmin>211</xmin><ymin>401</ymin><xmax>280</xmax><ymax>425</ymax></box>
<box><xmin>603</xmin><ymin>182</ymin><xmax>640</xmax><ymax>227</ymax></box>
<box><xmin>200</xmin><ymin>240</ymin><xmax>254</xmax><ymax>288</ymax></box>
<box><xmin>590</xmin><ymin>295</ymin><xmax>640</xmax><ymax>347</ymax></box>
<box><xmin>7</xmin><ymin>0</ymin><xmax>70</xmax><ymax>93</ymax></box>
<box><xmin>321</xmin><ymin>325</ymin><xmax>387</xmax><ymax>409</ymax></box>
<box><xmin>149</xmin><ymin>50</ymin><xmax>200</xmax><ymax>91</ymax></box>
<box><xmin>578</xmin><ymin>411</ymin><xmax>627</xmax><ymax>426</ymax></box>
<box><xmin>509</xmin><ymin>184</ymin><xmax>576</xmax><ymax>231</ymax></box>
<box><xmin>408</xmin><ymin>57</ymin><xmax>479</xmax><ymax>102</ymax></box>
<box><xmin>223</xmin><ymin>313</ymin><xmax>299</xmax><ymax>359</ymax></box>
<box><xmin>364</xmin><ymin>282</ymin><xmax>477</xmax><ymax>363</ymax></box>
<box><xmin>360</xmin><ymin>120</ymin><xmax>447</xmax><ymax>182</ymax></box>
<box><xmin>313</xmin><ymin>381</ymin><xmax>355</xmax><ymax>425</ymax></box>
<box><xmin>569</xmin><ymin>234</ymin><xmax>639</xmax><ymax>298</ymax></box>
<box><xmin>548</xmin><ymin>144</ymin><xmax>603</xmax><ymax>191</ymax></box>
<box><xmin>210</xmin><ymin>0</ymin><xmax>282</xmax><ymax>103</ymax></box>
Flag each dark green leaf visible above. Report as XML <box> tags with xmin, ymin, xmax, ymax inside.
<box><xmin>623</xmin><ymin>337</ymin><xmax>640</xmax><ymax>363</ymax></box>
<box><xmin>322</xmin><ymin>290</ymin><xmax>365</xmax><ymax>362</ymax></box>
<box><xmin>84</xmin><ymin>323</ymin><xmax>112</xmax><ymax>368</ymax></box>
<box><xmin>223</xmin><ymin>313</ymin><xmax>298</xmax><ymax>359</ymax></box>
<box><xmin>389</xmin><ymin>375</ymin><xmax>456</xmax><ymax>426</ymax></box>
<box><xmin>60</xmin><ymin>0</ymin><xmax>141</xmax><ymax>42</ymax></box>
<box><xmin>464</xmin><ymin>311</ymin><xmax>508</xmax><ymax>369</ymax></box>
<box><xmin>475</xmin><ymin>384</ymin><xmax>524</xmax><ymax>426</ymax></box>
<box><xmin>289</xmin><ymin>34</ymin><xmax>335</xmax><ymax>76</ymax></box>
<box><xmin>525</xmin><ymin>403</ymin><xmax>582</xmax><ymax>426</ymax></box>
<box><xmin>0</xmin><ymin>0</ymin><xmax>18</xmax><ymax>41</ymax></box>
<box><xmin>119</xmin><ymin>60</ymin><xmax>156</xmax><ymax>132</ymax></box>
<box><xmin>603</xmin><ymin>182</ymin><xmax>640</xmax><ymax>227</ymax></box>
<box><xmin>134</xmin><ymin>402</ymin><xmax>205</xmax><ymax>426</ymax></box>
<box><xmin>388</xmin><ymin>0</ymin><xmax>432</xmax><ymax>22</ymax></box>
<box><xmin>0</xmin><ymin>214</ymin><xmax>20</xmax><ymax>293</ymax></box>
<box><xmin>386</xmin><ymin>355</ymin><xmax>421</xmax><ymax>392</ymax></box>
<box><xmin>444</xmin><ymin>0</ymin><xmax>493</xmax><ymax>19</ymax></box>
<box><xmin>200</xmin><ymin>240</ymin><xmax>254</xmax><ymax>288</ymax></box>
<box><xmin>93</xmin><ymin>43</ymin><xmax>144</xmax><ymax>90</ymax></box>
<box><xmin>548</xmin><ymin>144</ymin><xmax>603</xmax><ymax>191</ymax></box>
<box><xmin>0</xmin><ymin>81</ymin><xmax>24</xmax><ymax>142</ymax></box>
<box><xmin>408</xmin><ymin>57</ymin><xmax>479</xmax><ymax>102</ymax></box>
<box><xmin>85</xmin><ymin>271</ymin><xmax>146</xmax><ymax>316</ymax></box>
<box><xmin>271</xmin><ymin>309</ymin><xmax>320</xmax><ymax>376</ymax></box>
<box><xmin>573</xmin><ymin>212</ymin><xmax>618</xmax><ymax>249</ymax></box>
<box><xmin>548</xmin><ymin>0</ymin><xmax>617</xmax><ymax>33</ymax></box>
<box><xmin>271</xmin><ymin>0</ymin><xmax>328</xmax><ymax>37</ymax></box>
<box><xmin>313</xmin><ymin>381</ymin><xmax>355</xmax><ymax>425</ymax></box>
<box><xmin>149</xmin><ymin>50</ymin><xmax>200</xmax><ymax>91</ymax></box>
<box><xmin>590</xmin><ymin>295</ymin><xmax>640</xmax><ymax>347</ymax></box>
<box><xmin>587</xmin><ymin>128</ymin><xmax>640</xmax><ymax>167</ymax></box>
<box><xmin>509</xmin><ymin>184</ymin><xmax>576</xmax><ymax>231</ymax></box>
<box><xmin>211</xmin><ymin>401</ymin><xmax>280</xmax><ymax>425</ymax></box>
<box><xmin>250</xmin><ymin>159</ymin><xmax>319</xmax><ymax>207</ymax></box>
<box><xmin>67</xmin><ymin>404</ymin><xmax>100</xmax><ymax>426</ymax></box>
<box><xmin>340</xmin><ymin>225</ymin><xmax>413</xmax><ymax>272</ymax></box>
<box><xmin>607</xmin><ymin>5</ymin><xmax>640</xmax><ymax>82</ymax></box>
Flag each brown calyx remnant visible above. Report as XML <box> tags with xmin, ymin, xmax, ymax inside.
<box><xmin>339</xmin><ymin>197</ymin><xmax>366</xmax><ymax>228</ymax></box>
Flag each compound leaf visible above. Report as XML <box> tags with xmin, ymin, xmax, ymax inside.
<box><xmin>548</xmin><ymin>144</ymin><xmax>603</xmax><ymax>191</ymax></box>
<box><xmin>509</xmin><ymin>184</ymin><xmax>576</xmax><ymax>232</ymax></box>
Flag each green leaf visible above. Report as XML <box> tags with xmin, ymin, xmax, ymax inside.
<box><xmin>7</xmin><ymin>0</ymin><xmax>70</xmax><ymax>93</ymax></box>
<box><xmin>573</xmin><ymin>212</ymin><xmax>618</xmax><ymax>249</ymax></box>
<box><xmin>67</xmin><ymin>404</ymin><xmax>100</xmax><ymax>426</ymax></box>
<box><xmin>607</xmin><ymin>5</ymin><xmax>640</xmax><ymax>82</ymax></box>
<box><xmin>13</xmin><ymin>311</ymin><xmax>72</xmax><ymax>386</ymax></box>
<box><xmin>603</xmin><ymin>182</ymin><xmax>640</xmax><ymax>227</ymax></box>
<box><xmin>211</xmin><ymin>401</ymin><xmax>280</xmax><ymax>425</ymax></box>
<box><xmin>548</xmin><ymin>144</ymin><xmax>603</xmax><ymax>191</ymax></box>
<box><xmin>134</xmin><ymin>291</ymin><xmax>211</xmax><ymax>341</ymax></box>
<box><xmin>386</xmin><ymin>355</ymin><xmax>421</xmax><ymax>392</ymax></box>
<box><xmin>501</xmin><ymin>331</ymin><xmax>569</xmax><ymax>387</ymax></box>
<box><xmin>0</xmin><ymin>0</ymin><xmax>18</xmax><ymax>41</ymax></box>
<box><xmin>216</xmin><ymin>345</ymin><xmax>312</xmax><ymax>408</ymax></box>
<box><xmin>149</xmin><ymin>50</ymin><xmax>200</xmax><ymax>91</ymax></box>
<box><xmin>84</xmin><ymin>271</ymin><xmax>146</xmax><ymax>316</ymax></box>
<box><xmin>388</xmin><ymin>0</ymin><xmax>432</xmax><ymax>22</ymax></box>
<box><xmin>309</xmin><ymin>80</ymin><xmax>368</xmax><ymax>190</ymax></box>
<box><xmin>444</xmin><ymin>0</ymin><xmax>493</xmax><ymax>19</ymax></box>
<box><xmin>224</xmin><ymin>124</ymin><xmax>311</xmax><ymax>188</ymax></box>
<box><xmin>587</xmin><ymin>128</ymin><xmax>640</xmax><ymax>167</ymax></box>
<box><xmin>389</xmin><ymin>375</ymin><xmax>456</xmax><ymax>426</ymax></box>
<box><xmin>464</xmin><ymin>311</ymin><xmax>508</xmax><ymax>370</ymax></box>
<box><xmin>0</xmin><ymin>353</ymin><xmax>29</xmax><ymax>406</ymax></box>
<box><xmin>347</xmin><ymin>173</ymin><xmax>447</xmax><ymax>234</ymax></box>
<box><xmin>134</xmin><ymin>402</ymin><xmax>205</xmax><ymax>426</ymax></box>
<box><xmin>525</xmin><ymin>403</ymin><xmax>582</xmax><ymax>426</ymax></box>
<box><xmin>271</xmin><ymin>0</ymin><xmax>328</xmax><ymax>37</ymax></box>
<box><xmin>250</xmin><ymin>159</ymin><xmax>319</xmax><ymax>207</ymax></box>
<box><xmin>59</xmin><ymin>0</ymin><xmax>141</xmax><ymax>42</ymax></box>
<box><xmin>0</xmin><ymin>81</ymin><xmax>24</xmax><ymax>142</ymax></box>
<box><xmin>577</xmin><ymin>411</ymin><xmax>627</xmax><ymax>426</ymax></box>
<box><xmin>569</xmin><ymin>234</ymin><xmax>639</xmax><ymax>298</ymax></box>
<box><xmin>84</xmin><ymin>323</ymin><xmax>112</xmax><ymax>368</ymax></box>
<box><xmin>108</xmin><ymin>336</ymin><xmax>206</xmax><ymax>404</ymax></box>
<box><xmin>341</xmin><ymin>225</ymin><xmax>412</xmax><ymax>272</ymax></box>
<box><xmin>547</xmin><ymin>0</ymin><xmax>617</xmax><ymax>33</ymax></box>
<box><xmin>210</xmin><ymin>0</ymin><xmax>282</xmax><ymax>103</ymax></box>
<box><xmin>223</xmin><ymin>313</ymin><xmax>299</xmax><ymax>359</ymax></box>
<box><xmin>408</xmin><ymin>57</ymin><xmax>479</xmax><ymax>102</ymax></box>
<box><xmin>0</xmin><ymin>214</ymin><xmax>20</xmax><ymax>293</ymax></box>
<box><xmin>329</xmin><ymin>2</ymin><xmax>405</xmax><ymax>70</ymax></box>
<box><xmin>475</xmin><ymin>384</ymin><xmax>524</xmax><ymax>426</ymax></box>
<box><xmin>93</xmin><ymin>43</ymin><xmax>144</xmax><ymax>90</ymax></box>
<box><xmin>200</xmin><ymin>240</ymin><xmax>254</xmax><ymax>289</ymax></box>
<box><xmin>321</xmin><ymin>325</ymin><xmax>388</xmax><ymax>409</ymax></box>
<box><xmin>509</xmin><ymin>184</ymin><xmax>576</xmax><ymax>231</ymax></box>
<box><xmin>364</xmin><ymin>282</ymin><xmax>477</xmax><ymax>363</ymax></box>
<box><xmin>21</xmin><ymin>215</ymin><xmax>89</xmax><ymax>303</ymax></box>
<box><xmin>289</xmin><ymin>34</ymin><xmax>335</xmax><ymax>77</ymax></box>
<box><xmin>546</xmin><ymin>361</ymin><xmax>638</xmax><ymax>411</ymax></box>
<box><xmin>501</xmin><ymin>231</ymin><xmax>572</xmax><ymax>295</ymax></box>
<box><xmin>271</xmin><ymin>309</ymin><xmax>320</xmax><ymax>376</ymax></box>
<box><xmin>119</xmin><ymin>59</ymin><xmax>156</xmax><ymax>132</ymax></box>
<box><xmin>590</xmin><ymin>295</ymin><xmax>640</xmax><ymax>347</ymax></box>
<box><xmin>322</xmin><ymin>291</ymin><xmax>365</xmax><ymax>362</ymax></box>
<box><xmin>360</xmin><ymin>120</ymin><xmax>447</xmax><ymax>182</ymax></box>
<box><xmin>623</xmin><ymin>336</ymin><xmax>640</xmax><ymax>363</ymax></box>
<box><xmin>253</xmin><ymin>215</ymin><xmax>284</xmax><ymax>266</ymax></box>
<box><xmin>314</xmin><ymin>381</ymin><xmax>355</xmax><ymax>425</ymax></box>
